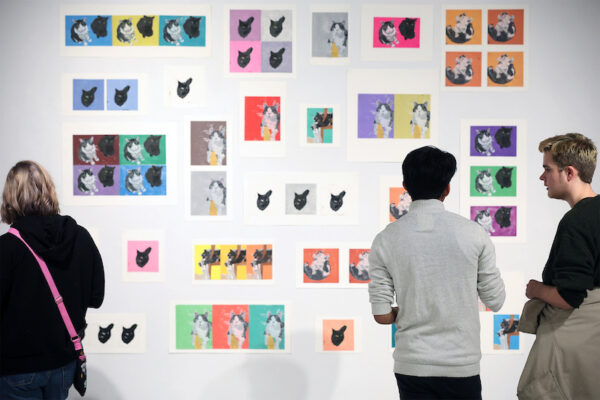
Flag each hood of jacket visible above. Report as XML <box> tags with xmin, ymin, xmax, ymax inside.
<box><xmin>11</xmin><ymin>215</ymin><xmax>79</xmax><ymax>268</ymax></box>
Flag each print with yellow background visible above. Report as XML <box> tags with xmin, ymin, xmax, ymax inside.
<box><xmin>194</xmin><ymin>244</ymin><xmax>221</xmax><ymax>280</ymax></box>
<box><xmin>487</xmin><ymin>52</ymin><xmax>524</xmax><ymax>87</ymax></box>
<box><xmin>445</xmin><ymin>9</ymin><xmax>482</xmax><ymax>45</ymax></box>
<box><xmin>112</xmin><ymin>15</ymin><xmax>159</xmax><ymax>46</ymax></box>
<box><xmin>394</xmin><ymin>94</ymin><xmax>431</xmax><ymax>139</ymax></box>
<box><xmin>218</xmin><ymin>245</ymin><xmax>248</xmax><ymax>280</ymax></box>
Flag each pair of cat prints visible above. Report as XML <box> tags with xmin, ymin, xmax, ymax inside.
<box><xmin>73</xmin><ymin>135</ymin><xmax>166</xmax><ymax>196</ymax></box>
<box><xmin>193</xmin><ymin>244</ymin><xmax>273</xmax><ymax>281</ymax></box>
<box><xmin>299</xmin><ymin>246</ymin><xmax>371</xmax><ymax>287</ymax></box>
<box><xmin>83</xmin><ymin>314</ymin><xmax>145</xmax><ymax>353</ymax></box>
<box><xmin>66</xmin><ymin>14</ymin><xmax>206</xmax><ymax>47</ymax></box>
<box><xmin>173</xmin><ymin>304</ymin><xmax>286</xmax><ymax>352</ymax></box>
<box><xmin>72</xmin><ymin>78</ymin><xmax>138</xmax><ymax>111</ymax></box>
<box><xmin>462</xmin><ymin>123</ymin><xmax>525</xmax><ymax>241</ymax></box>
<box><xmin>357</xmin><ymin>94</ymin><xmax>431</xmax><ymax>139</ymax></box>
<box><xmin>229</xmin><ymin>9</ymin><xmax>293</xmax><ymax>73</ymax></box>
<box><xmin>443</xmin><ymin>8</ymin><xmax>526</xmax><ymax>89</ymax></box>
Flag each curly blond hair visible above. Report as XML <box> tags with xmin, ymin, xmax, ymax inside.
<box><xmin>538</xmin><ymin>133</ymin><xmax>597</xmax><ymax>183</ymax></box>
<box><xmin>1</xmin><ymin>161</ymin><xmax>60</xmax><ymax>224</ymax></box>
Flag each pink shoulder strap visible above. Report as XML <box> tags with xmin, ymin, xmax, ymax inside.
<box><xmin>8</xmin><ymin>227</ymin><xmax>82</xmax><ymax>351</ymax></box>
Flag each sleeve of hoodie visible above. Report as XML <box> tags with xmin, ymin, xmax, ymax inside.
<box><xmin>368</xmin><ymin>231</ymin><xmax>395</xmax><ymax>315</ymax></box>
<box><xmin>477</xmin><ymin>232</ymin><xmax>505</xmax><ymax>312</ymax></box>
<box><xmin>83</xmin><ymin>229</ymin><xmax>105</xmax><ymax>309</ymax></box>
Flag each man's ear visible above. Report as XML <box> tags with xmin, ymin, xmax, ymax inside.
<box><xmin>565</xmin><ymin>166</ymin><xmax>578</xmax><ymax>182</ymax></box>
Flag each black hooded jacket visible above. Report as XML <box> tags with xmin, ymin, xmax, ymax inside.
<box><xmin>0</xmin><ymin>215</ymin><xmax>104</xmax><ymax>375</ymax></box>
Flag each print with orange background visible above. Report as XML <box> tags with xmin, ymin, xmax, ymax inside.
<box><xmin>322</xmin><ymin>319</ymin><xmax>355</xmax><ymax>351</ymax></box>
<box><xmin>445</xmin><ymin>51</ymin><xmax>482</xmax><ymax>87</ymax></box>
<box><xmin>487</xmin><ymin>9</ymin><xmax>524</xmax><ymax>45</ymax></box>
<box><xmin>349</xmin><ymin>248</ymin><xmax>371</xmax><ymax>284</ymax></box>
<box><xmin>445</xmin><ymin>9</ymin><xmax>482</xmax><ymax>45</ymax></box>
<box><xmin>303</xmin><ymin>248</ymin><xmax>339</xmax><ymax>283</ymax></box>
<box><xmin>246</xmin><ymin>244</ymin><xmax>273</xmax><ymax>280</ymax></box>
<box><xmin>244</xmin><ymin>96</ymin><xmax>281</xmax><ymax>141</ymax></box>
<box><xmin>389</xmin><ymin>187</ymin><xmax>411</xmax><ymax>222</ymax></box>
<box><xmin>487</xmin><ymin>52</ymin><xmax>524</xmax><ymax>87</ymax></box>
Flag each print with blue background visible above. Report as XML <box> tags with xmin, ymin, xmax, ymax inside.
<box><xmin>159</xmin><ymin>16</ymin><xmax>206</xmax><ymax>47</ymax></box>
<box><xmin>66</xmin><ymin>15</ymin><xmax>112</xmax><ymax>46</ymax></box>
<box><xmin>106</xmin><ymin>79</ymin><xmax>138</xmax><ymax>111</ymax></box>
<box><xmin>73</xmin><ymin>79</ymin><xmax>104</xmax><ymax>111</ymax></box>
<box><xmin>119</xmin><ymin>165</ymin><xmax>166</xmax><ymax>196</ymax></box>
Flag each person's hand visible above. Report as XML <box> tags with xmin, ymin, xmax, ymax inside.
<box><xmin>526</xmin><ymin>279</ymin><xmax>543</xmax><ymax>299</ymax></box>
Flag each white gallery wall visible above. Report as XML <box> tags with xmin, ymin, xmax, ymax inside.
<box><xmin>1</xmin><ymin>0</ymin><xmax>599</xmax><ymax>399</ymax></box>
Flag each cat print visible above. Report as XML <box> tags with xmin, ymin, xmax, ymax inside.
<box><xmin>91</xmin><ymin>16</ymin><xmax>108</xmax><ymax>39</ymax></box>
<box><xmin>373</xmin><ymin>100</ymin><xmax>393</xmax><ymax>138</ymax></box>
<box><xmin>177</xmin><ymin>78</ymin><xmax>192</xmax><ymax>99</ymax></box>
<box><xmin>238</xmin><ymin>17</ymin><xmax>254</xmax><ymax>38</ymax></box>
<box><xmin>205</xmin><ymin>125</ymin><xmax>226</xmax><ymax>166</ymax></box>
<box><xmin>80</xmin><ymin>87</ymin><xmax>97</xmax><ymax>108</ymax></box>
<box><xmin>77</xmin><ymin>169</ymin><xmax>99</xmax><ymax>195</ymax></box>
<box><xmin>143</xmin><ymin>136</ymin><xmax>161</xmax><ymax>157</ymax></box>
<box><xmin>260</xmin><ymin>103</ymin><xmax>280</xmax><ymax>141</ymax></box>
<box><xmin>78</xmin><ymin>137</ymin><xmax>99</xmax><ymax>165</ymax></box>
<box><xmin>113</xmin><ymin>85</ymin><xmax>130</xmax><ymax>107</ymax></box>
<box><xmin>328</xmin><ymin>21</ymin><xmax>348</xmax><ymax>57</ymax></box>
<box><xmin>135</xmin><ymin>247</ymin><xmax>151</xmax><ymax>268</ymax></box>
<box><xmin>98</xmin><ymin>323</ymin><xmax>114</xmax><ymax>343</ymax></box>
<box><xmin>475</xmin><ymin>209</ymin><xmax>495</xmax><ymax>234</ymax></box>
<box><xmin>145</xmin><ymin>166</ymin><xmax>163</xmax><ymax>188</ymax></box>
<box><xmin>121</xmin><ymin>324</ymin><xmax>137</xmax><ymax>344</ymax></box>
<box><xmin>446</xmin><ymin>13</ymin><xmax>474</xmax><ymax>44</ymax></box>
<box><xmin>398</xmin><ymin>18</ymin><xmax>416</xmax><ymax>40</ymax></box>
<box><xmin>494</xmin><ymin>127</ymin><xmax>513</xmax><ymax>149</ymax></box>
<box><xmin>250</xmin><ymin>248</ymin><xmax>272</xmax><ymax>280</ymax></box>
<box><xmin>71</xmin><ymin>18</ymin><xmax>91</xmax><ymax>45</ymax></box>
<box><xmin>269</xmin><ymin>48</ymin><xmax>285</xmax><ymax>69</ymax></box>
<box><xmin>124</xmin><ymin>138</ymin><xmax>145</xmax><ymax>164</ymax></box>
<box><xmin>294</xmin><ymin>190</ymin><xmax>310</xmax><ymax>210</ymax></box>
<box><xmin>164</xmin><ymin>19</ymin><xmax>184</xmax><ymax>45</ymax></box>
<box><xmin>475</xmin><ymin>169</ymin><xmax>496</xmax><ymax>196</ymax></box>
<box><xmin>378</xmin><ymin>21</ymin><xmax>399</xmax><ymax>47</ymax></box>
<box><xmin>269</xmin><ymin>16</ymin><xmax>285</xmax><ymax>37</ymax></box>
<box><xmin>137</xmin><ymin>15</ymin><xmax>155</xmax><ymax>38</ymax></box>
<box><xmin>474</xmin><ymin>129</ymin><xmax>495</xmax><ymax>156</ymax></box>
<box><xmin>410</xmin><ymin>101</ymin><xmax>430</xmax><ymax>138</ymax></box>
<box><xmin>183</xmin><ymin>16</ymin><xmax>201</xmax><ymax>39</ymax></box>
<box><xmin>264</xmin><ymin>311</ymin><xmax>284</xmax><ymax>349</ymax></box>
<box><xmin>237</xmin><ymin>48</ymin><xmax>253</xmax><ymax>68</ymax></box>
<box><xmin>116</xmin><ymin>18</ymin><xmax>136</xmax><ymax>45</ymax></box>
<box><xmin>303</xmin><ymin>250</ymin><xmax>330</xmax><ymax>281</ymax></box>
<box><xmin>331</xmin><ymin>325</ymin><xmax>346</xmax><ymax>346</ymax></box>
<box><xmin>495</xmin><ymin>167</ymin><xmax>513</xmax><ymax>189</ymax></box>
<box><xmin>330</xmin><ymin>191</ymin><xmax>346</xmax><ymax>212</ymax></box>
<box><xmin>206</xmin><ymin>179</ymin><xmax>226</xmax><ymax>216</ymax></box>
<box><xmin>125</xmin><ymin>168</ymin><xmax>145</xmax><ymax>195</ymax></box>
<box><xmin>256</xmin><ymin>190</ymin><xmax>272</xmax><ymax>211</ymax></box>
<box><xmin>227</xmin><ymin>312</ymin><xmax>248</xmax><ymax>349</ymax></box>
<box><xmin>495</xmin><ymin>207</ymin><xmax>512</xmax><ymax>228</ymax></box>
<box><xmin>349</xmin><ymin>250</ymin><xmax>370</xmax><ymax>281</ymax></box>
<box><xmin>98</xmin><ymin>166</ymin><xmax>115</xmax><ymax>187</ymax></box>
<box><xmin>98</xmin><ymin>135</ymin><xmax>115</xmax><ymax>157</ymax></box>
<box><xmin>191</xmin><ymin>312</ymin><xmax>211</xmax><ymax>349</ymax></box>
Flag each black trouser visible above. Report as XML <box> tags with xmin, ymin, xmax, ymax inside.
<box><xmin>395</xmin><ymin>373</ymin><xmax>482</xmax><ymax>400</ymax></box>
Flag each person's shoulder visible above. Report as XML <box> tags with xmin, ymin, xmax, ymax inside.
<box><xmin>443</xmin><ymin>210</ymin><xmax>489</xmax><ymax>237</ymax></box>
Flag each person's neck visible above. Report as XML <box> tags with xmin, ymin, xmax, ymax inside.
<box><xmin>565</xmin><ymin>184</ymin><xmax>596</xmax><ymax>208</ymax></box>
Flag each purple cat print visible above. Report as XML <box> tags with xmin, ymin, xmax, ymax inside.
<box><xmin>470</xmin><ymin>205</ymin><xmax>517</xmax><ymax>237</ymax></box>
<box><xmin>470</xmin><ymin>126</ymin><xmax>517</xmax><ymax>157</ymax></box>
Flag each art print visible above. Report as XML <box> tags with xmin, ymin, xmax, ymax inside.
<box><xmin>61</xmin><ymin>5</ymin><xmax>211</xmax><ymax>57</ymax></box>
<box><xmin>470</xmin><ymin>166</ymin><xmax>517</xmax><ymax>197</ymax></box>
<box><xmin>189</xmin><ymin>171</ymin><xmax>230</xmax><ymax>219</ymax></box>
<box><xmin>316</xmin><ymin>318</ymin><xmax>359</xmax><ymax>352</ymax></box>
<box><xmin>83</xmin><ymin>313</ymin><xmax>146</xmax><ymax>353</ymax></box>
<box><xmin>297</xmin><ymin>243</ymin><xmax>370</xmax><ymax>288</ymax></box>
<box><xmin>445</xmin><ymin>9</ymin><xmax>482</xmax><ymax>45</ymax></box>
<box><xmin>380</xmin><ymin>176</ymin><xmax>412</xmax><ymax>229</ymax></box>
<box><xmin>239</xmin><ymin>82</ymin><xmax>286</xmax><ymax>158</ymax></box>
<box><xmin>189</xmin><ymin>120</ymin><xmax>229</xmax><ymax>167</ymax></box>
<box><xmin>487</xmin><ymin>9</ymin><xmax>525</xmax><ymax>45</ymax></box>
<box><xmin>62</xmin><ymin>123</ymin><xmax>176</xmax><ymax>206</ymax></box>
<box><xmin>226</xmin><ymin>7</ymin><xmax>296</xmax><ymax>76</ymax></box>
<box><xmin>480</xmin><ymin>312</ymin><xmax>522</xmax><ymax>354</ymax></box>
<box><xmin>310</xmin><ymin>6</ymin><xmax>350</xmax><ymax>65</ymax></box>
<box><xmin>193</xmin><ymin>243</ymin><xmax>273</xmax><ymax>283</ymax></box>
<box><xmin>62</xmin><ymin>74</ymin><xmax>147</xmax><ymax>115</ymax></box>
<box><xmin>164</xmin><ymin>66</ymin><xmax>205</xmax><ymax>108</ymax></box>
<box><xmin>487</xmin><ymin>51</ymin><xmax>524</xmax><ymax>87</ymax></box>
<box><xmin>460</xmin><ymin>119</ymin><xmax>526</xmax><ymax>243</ymax></box>
<box><xmin>170</xmin><ymin>303</ymin><xmax>289</xmax><ymax>353</ymax></box>
<box><xmin>360</xmin><ymin>5</ymin><xmax>432</xmax><ymax>62</ymax></box>
<box><xmin>347</xmin><ymin>69</ymin><xmax>438</xmax><ymax>162</ymax></box>
<box><xmin>122</xmin><ymin>230</ymin><xmax>165</xmax><ymax>282</ymax></box>
<box><xmin>244</xmin><ymin>173</ymin><xmax>358</xmax><ymax>225</ymax></box>
<box><xmin>441</xmin><ymin>6</ymin><xmax>528</xmax><ymax>91</ymax></box>
<box><xmin>299</xmin><ymin>104</ymin><xmax>340</xmax><ymax>146</ymax></box>
<box><xmin>445</xmin><ymin>52</ymin><xmax>482</xmax><ymax>87</ymax></box>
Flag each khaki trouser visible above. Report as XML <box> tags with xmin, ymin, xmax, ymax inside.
<box><xmin>517</xmin><ymin>288</ymin><xmax>600</xmax><ymax>400</ymax></box>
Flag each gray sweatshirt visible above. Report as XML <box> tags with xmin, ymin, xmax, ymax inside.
<box><xmin>369</xmin><ymin>199</ymin><xmax>505</xmax><ymax>377</ymax></box>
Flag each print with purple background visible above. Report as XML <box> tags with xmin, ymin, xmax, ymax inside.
<box><xmin>230</xmin><ymin>10</ymin><xmax>261</xmax><ymax>41</ymax></box>
<box><xmin>73</xmin><ymin>165</ymin><xmax>119</xmax><ymax>196</ymax></box>
<box><xmin>357</xmin><ymin>94</ymin><xmax>394</xmax><ymax>139</ymax></box>
<box><xmin>470</xmin><ymin>126</ymin><xmax>517</xmax><ymax>157</ymax></box>
<box><xmin>470</xmin><ymin>206</ymin><xmax>517</xmax><ymax>236</ymax></box>
<box><xmin>261</xmin><ymin>41</ymin><xmax>292</xmax><ymax>73</ymax></box>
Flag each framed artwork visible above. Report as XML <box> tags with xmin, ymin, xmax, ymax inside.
<box><xmin>122</xmin><ymin>230</ymin><xmax>165</xmax><ymax>282</ymax></box>
<box><xmin>62</xmin><ymin>123</ymin><xmax>177</xmax><ymax>206</ymax></box>
<box><xmin>460</xmin><ymin>120</ymin><xmax>527</xmax><ymax>243</ymax></box>
<box><xmin>360</xmin><ymin>5</ymin><xmax>433</xmax><ymax>62</ymax></box>
<box><xmin>170</xmin><ymin>302</ymin><xmax>289</xmax><ymax>353</ymax></box>
<box><xmin>297</xmin><ymin>243</ymin><xmax>371</xmax><ymax>288</ymax></box>
<box><xmin>82</xmin><ymin>313</ymin><xmax>146</xmax><ymax>353</ymax></box>
<box><xmin>442</xmin><ymin>6</ymin><xmax>528</xmax><ymax>90</ymax></box>
<box><xmin>299</xmin><ymin>104</ymin><xmax>340</xmax><ymax>147</ymax></box>
<box><xmin>347</xmin><ymin>69</ymin><xmax>438</xmax><ymax>162</ymax></box>
<box><xmin>185</xmin><ymin>117</ymin><xmax>232</xmax><ymax>220</ymax></box>
<box><xmin>310</xmin><ymin>5</ymin><xmax>350</xmax><ymax>65</ymax></box>
<box><xmin>163</xmin><ymin>66</ymin><xmax>206</xmax><ymax>108</ymax></box>
<box><xmin>192</xmin><ymin>242</ymin><xmax>274</xmax><ymax>284</ymax></box>
<box><xmin>61</xmin><ymin>5</ymin><xmax>211</xmax><ymax>57</ymax></box>
<box><xmin>316</xmin><ymin>317</ymin><xmax>360</xmax><ymax>352</ymax></box>
<box><xmin>379</xmin><ymin>176</ymin><xmax>413</xmax><ymax>229</ymax></box>
<box><xmin>225</xmin><ymin>5</ymin><xmax>296</xmax><ymax>76</ymax></box>
<box><xmin>62</xmin><ymin>74</ymin><xmax>147</xmax><ymax>115</ymax></box>
<box><xmin>480</xmin><ymin>313</ymin><xmax>522</xmax><ymax>354</ymax></box>
<box><xmin>244</xmin><ymin>172</ymin><xmax>359</xmax><ymax>225</ymax></box>
<box><xmin>239</xmin><ymin>81</ymin><xmax>286</xmax><ymax>158</ymax></box>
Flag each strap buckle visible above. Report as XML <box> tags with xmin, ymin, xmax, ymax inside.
<box><xmin>55</xmin><ymin>296</ymin><xmax>63</xmax><ymax>304</ymax></box>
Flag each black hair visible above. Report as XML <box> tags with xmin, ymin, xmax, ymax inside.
<box><xmin>402</xmin><ymin>146</ymin><xmax>457</xmax><ymax>200</ymax></box>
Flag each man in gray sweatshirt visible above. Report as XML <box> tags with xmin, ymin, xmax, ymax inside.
<box><xmin>368</xmin><ymin>146</ymin><xmax>505</xmax><ymax>400</ymax></box>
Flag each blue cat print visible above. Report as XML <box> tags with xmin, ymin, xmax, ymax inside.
<box><xmin>66</xmin><ymin>15</ymin><xmax>112</xmax><ymax>46</ymax></box>
<box><xmin>73</xmin><ymin>79</ymin><xmax>104</xmax><ymax>111</ymax></box>
<box><xmin>106</xmin><ymin>79</ymin><xmax>138</xmax><ymax>111</ymax></box>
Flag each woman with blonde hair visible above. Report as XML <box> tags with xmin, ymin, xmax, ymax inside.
<box><xmin>0</xmin><ymin>161</ymin><xmax>105</xmax><ymax>399</ymax></box>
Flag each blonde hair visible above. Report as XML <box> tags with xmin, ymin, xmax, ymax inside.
<box><xmin>1</xmin><ymin>161</ymin><xmax>60</xmax><ymax>224</ymax></box>
<box><xmin>538</xmin><ymin>133</ymin><xmax>597</xmax><ymax>183</ymax></box>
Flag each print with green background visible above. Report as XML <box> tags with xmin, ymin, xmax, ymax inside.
<box><xmin>248</xmin><ymin>305</ymin><xmax>285</xmax><ymax>350</ymax></box>
<box><xmin>306</xmin><ymin>108</ymin><xmax>333</xmax><ymax>143</ymax></box>
<box><xmin>175</xmin><ymin>304</ymin><xmax>213</xmax><ymax>350</ymax></box>
<box><xmin>470</xmin><ymin>166</ymin><xmax>517</xmax><ymax>197</ymax></box>
<box><xmin>119</xmin><ymin>135</ymin><xmax>166</xmax><ymax>165</ymax></box>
